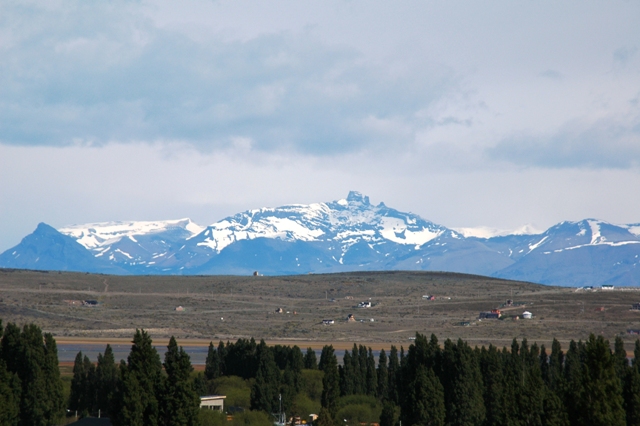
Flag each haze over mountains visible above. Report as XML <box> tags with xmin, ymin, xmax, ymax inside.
<box><xmin>1</xmin><ymin>191</ymin><xmax>639</xmax><ymax>287</ymax></box>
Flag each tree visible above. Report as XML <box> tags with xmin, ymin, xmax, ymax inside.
<box><xmin>440</xmin><ymin>338</ymin><xmax>485</xmax><ymax>426</ymax></box>
<box><xmin>366</xmin><ymin>348</ymin><xmax>377</xmax><ymax>397</ymax></box>
<box><xmin>402</xmin><ymin>365</ymin><xmax>445</xmax><ymax>426</ymax></box>
<box><xmin>160</xmin><ymin>336</ymin><xmax>200</xmax><ymax>426</ymax></box>
<box><xmin>0</xmin><ymin>359</ymin><xmax>20</xmax><ymax>426</ymax></box>
<box><xmin>387</xmin><ymin>346</ymin><xmax>400</xmax><ymax>404</ymax></box>
<box><xmin>96</xmin><ymin>344</ymin><xmax>118</xmax><ymax>417</ymax></box>
<box><xmin>304</xmin><ymin>347</ymin><xmax>318</xmax><ymax>370</ymax></box>
<box><xmin>377</xmin><ymin>349</ymin><xmax>389</xmax><ymax>401</ymax></box>
<box><xmin>250</xmin><ymin>340</ymin><xmax>280</xmax><ymax>414</ymax></box>
<box><xmin>114</xmin><ymin>329</ymin><xmax>163</xmax><ymax>426</ymax></box>
<box><xmin>574</xmin><ymin>334</ymin><xmax>625</xmax><ymax>426</ymax></box>
<box><xmin>320</xmin><ymin>345</ymin><xmax>340</xmax><ymax>418</ymax></box>
<box><xmin>379</xmin><ymin>402</ymin><xmax>398</xmax><ymax>426</ymax></box>
<box><xmin>479</xmin><ymin>345</ymin><xmax>508</xmax><ymax>426</ymax></box>
<box><xmin>341</xmin><ymin>351</ymin><xmax>354</xmax><ymax>396</ymax></box>
<box><xmin>69</xmin><ymin>352</ymin><xmax>90</xmax><ymax>415</ymax></box>
<box><xmin>205</xmin><ymin>342</ymin><xmax>221</xmax><ymax>381</ymax></box>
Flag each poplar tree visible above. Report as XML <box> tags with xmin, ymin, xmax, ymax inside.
<box><xmin>574</xmin><ymin>335</ymin><xmax>625</xmax><ymax>426</ymax></box>
<box><xmin>479</xmin><ymin>345</ymin><xmax>508</xmax><ymax>426</ymax></box>
<box><xmin>0</xmin><ymin>359</ymin><xmax>20</xmax><ymax>426</ymax></box>
<box><xmin>366</xmin><ymin>348</ymin><xmax>377</xmax><ymax>396</ymax></box>
<box><xmin>96</xmin><ymin>344</ymin><xmax>118</xmax><ymax>417</ymax></box>
<box><xmin>115</xmin><ymin>329</ymin><xmax>163</xmax><ymax>426</ymax></box>
<box><xmin>377</xmin><ymin>349</ymin><xmax>389</xmax><ymax>401</ymax></box>
<box><xmin>320</xmin><ymin>345</ymin><xmax>339</xmax><ymax>418</ymax></box>
<box><xmin>204</xmin><ymin>342</ymin><xmax>221</xmax><ymax>380</ymax></box>
<box><xmin>160</xmin><ymin>336</ymin><xmax>200</xmax><ymax>426</ymax></box>
<box><xmin>341</xmin><ymin>351</ymin><xmax>354</xmax><ymax>396</ymax></box>
<box><xmin>387</xmin><ymin>345</ymin><xmax>400</xmax><ymax>404</ymax></box>
<box><xmin>402</xmin><ymin>365</ymin><xmax>445</xmax><ymax>426</ymax></box>
<box><xmin>304</xmin><ymin>347</ymin><xmax>318</xmax><ymax>370</ymax></box>
<box><xmin>250</xmin><ymin>340</ymin><xmax>280</xmax><ymax>414</ymax></box>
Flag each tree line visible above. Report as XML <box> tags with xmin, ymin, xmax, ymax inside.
<box><xmin>3</xmin><ymin>318</ymin><xmax>640</xmax><ymax>426</ymax></box>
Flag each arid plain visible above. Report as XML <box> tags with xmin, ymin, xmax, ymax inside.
<box><xmin>2</xmin><ymin>268</ymin><xmax>640</xmax><ymax>352</ymax></box>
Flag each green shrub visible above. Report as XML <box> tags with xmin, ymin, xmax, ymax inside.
<box><xmin>230</xmin><ymin>410</ymin><xmax>273</xmax><ymax>426</ymax></box>
<box><xmin>212</xmin><ymin>376</ymin><xmax>252</xmax><ymax>410</ymax></box>
<box><xmin>199</xmin><ymin>409</ymin><xmax>227</xmax><ymax>426</ymax></box>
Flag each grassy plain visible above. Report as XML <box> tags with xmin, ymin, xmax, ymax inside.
<box><xmin>2</xmin><ymin>268</ymin><xmax>640</xmax><ymax>352</ymax></box>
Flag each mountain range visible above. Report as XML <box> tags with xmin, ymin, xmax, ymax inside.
<box><xmin>1</xmin><ymin>191</ymin><xmax>639</xmax><ymax>287</ymax></box>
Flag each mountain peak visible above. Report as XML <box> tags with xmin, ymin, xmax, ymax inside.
<box><xmin>346</xmin><ymin>191</ymin><xmax>370</xmax><ymax>205</ymax></box>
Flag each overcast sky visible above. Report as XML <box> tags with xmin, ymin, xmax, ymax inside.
<box><xmin>1</xmin><ymin>0</ymin><xmax>639</xmax><ymax>251</ymax></box>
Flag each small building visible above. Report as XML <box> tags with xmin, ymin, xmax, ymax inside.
<box><xmin>628</xmin><ymin>329</ymin><xmax>640</xmax><ymax>335</ymax></box>
<box><xmin>175</xmin><ymin>306</ymin><xmax>184</xmax><ymax>312</ymax></box>
<box><xmin>347</xmin><ymin>314</ymin><xmax>356</xmax><ymax>322</ymax></box>
<box><xmin>602</xmin><ymin>285</ymin><xmax>615</xmax><ymax>290</ymax></box>
<box><xmin>275</xmin><ymin>308</ymin><xmax>284</xmax><ymax>313</ymax></box>
<box><xmin>522</xmin><ymin>311</ymin><xmax>533</xmax><ymax>319</ymax></box>
<box><xmin>83</xmin><ymin>300</ymin><xmax>99</xmax><ymax>307</ymax></box>
<box><xmin>595</xmin><ymin>307</ymin><xmax>605</xmax><ymax>312</ymax></box>
<box><xmin>422</xmin><ymin>295</ymin><xmax>436</xmax><ymax>301</ymax></box>
<box><xmin>357</xmin><ymin>301</ymin><xmax>372</xmax><ymax>308</ymax></box>
<box><xmin>322</xmin><ymin>319</ymin><xmax>335</xmax><ymax>325</ymax></box>
<box><xmin>479</xmin><ymin>312</ymin><xmax>500</xmax><ymax>319</ymax></box>
<box><xmin>632</xmin><ymin>303</ymin><xmax>640</xmax><ymax>311</ymax></box>
<box><xmin>200</xmin><ymin>395</ymin><xmax>226</xmax><ymax>411</ymax></box>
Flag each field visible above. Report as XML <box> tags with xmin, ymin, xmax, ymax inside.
<box><xmin>2</xmin><ymin>268</ymin><xmax>640</xmax><ymax>352</ymax></box>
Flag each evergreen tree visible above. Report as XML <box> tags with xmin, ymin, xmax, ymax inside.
<box><xmin>315</xmin><ymin>407</ymin><xmax>334</xmax><ymax>426</ymax></box>
<box><xmin>0</xmin><ymin>359</ymin><xmax>20</xmax><ymax>426</ymax></box>
<box><xmin>548</xmin><ymin>338</ymin><xmax>564</xmax><ymax>392</ymax></box>
<box><xmin>359</xmin><ymin>345</ymin><xmax>368</xmax><ymax>395</ymax></box>
<box><xmin>319</xmin><ymin>345</ymin><xmax>333</xmax><ymax>372</ymax></box>
<box><xmin>377</xmin><ymin>349</ymin><xmax>389</xmax><ymax>401</ymax></box>
<box><xmin>250</xmin><ymin>340</ymin><xmax>280</xmax><ymax>414</ymax></box>
<box><xmin>117</xmin><ymin>361</ymin><xmax>145</xmax><ymax>426</ymax></box>
<box><xmin>387</xmin><ymin>345</ymin><xmax>400</xmax><ymax>405</ymax></box>
<box><xmin>96</xmin><ymin>344</ymin><xmax>118</xmax><ymax>417</ymax></box>
<box><xmin>69</xmin><ymin>352</ymin><xmax>89</xmax><ymax>414</ymax></box>
<box><xmin>574</xmin><ymin>334</ymin><xmax>625</xmax><ymax>426</ymax></box>
<box><xmin>440</xmin><ymin>338</ymin><xmax>485</xmax><ymax>426</ymax></box>
<box><xmin>624</xmin><ymin>360</ymin><xmax>640</xmax><ymax>426</ymax></box>
<box><xmin>0</xmin><ymin>322</ymin><xmax>22</xmax><ymax>380</ymax></box>
<box><xmin>320</xmin><ymin>345</ymin><xmax>340</xmax><ymax>418</ymax></box>
<box><xmin>366</xmin><ymin>348</ymin><xmax>377</xmax><ymax>396</ymax></box>
<box><xmin>402</xmin><ymin>365</ymin><xmax>445</xmax><ymax>426</ymax></box>
<box><xmin>114</xmin><ymin>329</ymin><xmax>163</xmax><ymax>426</ymax></box>
<box><xmin>479</xmin><ymin>345</ymin><xmax>508</xmax><ymax>426</ymax></box>
<box><xmin>341</xmin><ymin>351</ymin><xmax>354</xmax><ymax>396</ymax></box>
<box><xmin>160</xmin><ymin>336</ymin><xmax>200</xmax><ymax>426</ymax></box>
<box><xmin>205</xmin><ymin>342</ymin><xmax>221</xmax><ymax>381</ymax></box>
<box><xmin>562</xmin><ymin>340</ymin><xmax>584</xmax><ymax>425</ymax></box>
<box><xmin>19</xmin><ymin>324</ymin><xmax>57</xmax><ymax>426</ymax></box>
<box><xmin>304</xmin><ymin>347</ymin><xmax>318</xmax><ymax>370</ymax></box>
<box><xmin>217</xmin><ymin>341</ymin><xmax>227</xmax><ymax>376</ymax></box>
<box><xmin>613</xmin><ymin>336</ymin><xmax>629</xmax><ymax>385</ymax></box>
<box><xmin>379</xmin><ymin>402</ymin><xmax>398</xmax><ymax>426</ymax></box>
<box><xmin>351</xmin><ymin>344</ymin><xmax>364</xmax><ymax>395</ymax></box>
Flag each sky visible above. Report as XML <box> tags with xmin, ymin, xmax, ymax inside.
<box><xmin>1</xmin><ymin>0</ymin><xmax>639</xmax><ymax>251</ymax></box>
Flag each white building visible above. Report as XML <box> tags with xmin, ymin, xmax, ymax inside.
<box><xmin>200</xmin><ymin>395</ymin><xmax>226</xmax><ymax>411</ymax></box>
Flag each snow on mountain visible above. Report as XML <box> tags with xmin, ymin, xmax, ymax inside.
<box><xmin>60</xmin><ymin>218</ymin><xmax>204</xmax><ymax>250</ymax></box>
<box><xmin>453</xmin><ymin>224</ymin><xmax>541</xmax><ymax>239</ymax></box>
<box><xmin>3</xmin><ymin>192</ymin><xmax>640</xmax><ymax>286</ymax></box>
<box><xmin>193</xmin><ymin>191</ymin><xmax>447</xmax><ymax>256</ymax></box>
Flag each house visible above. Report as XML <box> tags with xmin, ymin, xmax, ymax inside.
<box><xmin>347</xmin><ymin>314</ymin><xmax>356</xmax><ymax>322</ymax></box>
<box><xmin>632</xmin><ymin>303</ymin><xmax>640</xmax><ymax>311</ymax></box>
<box><xmin>357</xmin><ymin>301</ymin><xmax>372</xmax><ymax>308</ymax></box>
<box><xmin>602</xmin><ymin>285</ymin><xmax>615</xmax><ymax>290</ymax></box>
<box><xmin>175</xmin><ymin>306</ymin><xmax>184</xmax><ymax>312</ymax></box>
<box><xmin>275</xmin><ymin>308</ymin><xmax>284</xmax><ymax>313</ymax></box>
<box><xmin>522</xmin><ymin>311</ymin><xmax>532</xmax><ymax>319</ymax></box>
<box><xmin>479</xmin><ymin>312</ymin><xmax>500</xmax><ymax>319</ymax></box>
<box><xmin>200</xmin><ymin>395</ymin><xmax>226</xmax><ymax>411</ymax></box>
<box><xmin>82</xmin><ymin>300</ymin><xmax>99</xmax><ymax>307</ymax></box>
<box><xmin>322</xmin><ymin>319</ymin><xmax>335</xmax><ymax>325</ymax></box>
<box><xmin>422</xmin><ymin>295</ymin><xmax>436</xmax><ymax>301</ymax></box>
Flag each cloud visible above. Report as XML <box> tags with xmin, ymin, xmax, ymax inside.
<box><xmin>487</xmin><ymin>116</ymin><xmax>640</xmax><ymax>169</ymax></box>
<box><xmin>0</xmin><ymin>1</ymin><xmax>457</xmax><ymax>155</ymax></box>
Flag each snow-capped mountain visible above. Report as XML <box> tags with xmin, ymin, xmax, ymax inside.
<box><xmin>1</xmin><ymin>192</ymin><xmax>640</xmax><ymax>287</ymax></box>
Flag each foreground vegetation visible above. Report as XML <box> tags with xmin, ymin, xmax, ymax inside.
<box><xmin>3</xmin><ymin>318</ymin><xmax>640</xmax><ymax>425</ymax></box>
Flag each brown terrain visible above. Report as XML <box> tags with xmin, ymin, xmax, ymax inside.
<box><xmin>2</xmin><ymin>268</ymin><xmax>640</xmax><ymax>353</ymax></box>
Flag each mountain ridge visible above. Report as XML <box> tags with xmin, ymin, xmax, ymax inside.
<box><xmin>1</xmin><ymin>191</ymin><xmax>639</xmax><ymax>286</ymax></box>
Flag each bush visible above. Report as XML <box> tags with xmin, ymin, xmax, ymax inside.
<box><xmin>230</xmin><ymin>410</ymin><xmax>273</xmax><ymax>426</ymax></box>
<box><xmin>199</xmin><ymin>409</ymin><xmax>227</xmax><ymax>426</ymax></box>
<box><xmin>301</xmin><ymin>369</ymin><xmax>324</xmax><ymax>401</ymax></box>
<box><xmin>212</xmin><ymin>376</ymin><xmax>252</xmax><ymax>410</ymax></box>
